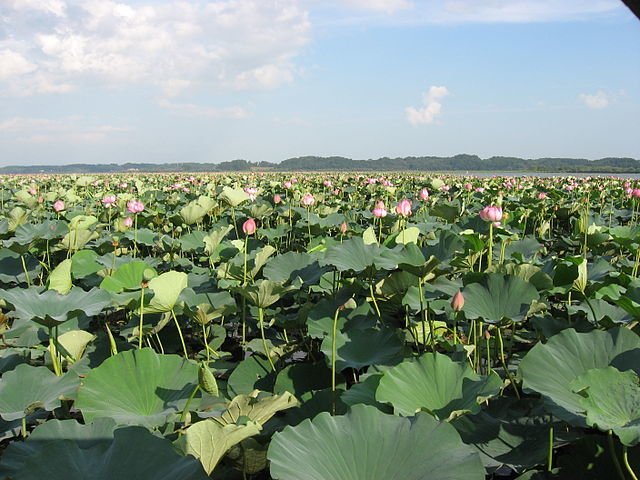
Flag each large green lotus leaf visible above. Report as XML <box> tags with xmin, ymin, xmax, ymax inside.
<box><xmin>47</xmin><ymin>258</ymin><xmax>72</xmax><ymax>294</ymax></box>
<box><xmin>463</xmin><ymin>273</ymin><xmax>539</xmax><ymax>324</ymax></box>
<box><xmin>71</xmin><ymin>250</ymin><xmax>103</xmax><ymax>278</ymax></box>
<box><xmin>570</xmin><ymin>367</ymin><xmax>640</xmax><ymax>446</ymax></box>
<box><xmin>180</xmin><ymin>201</ymin><xmax>208</xmax><ymax>225</ymax></box>
<box><xmin>453</xmin><ymin>397</ymin><xmax>557</xmax><ymax>470</ymax></box>
<box><xmin>0</xmin><ymin>248</ymin><xmax>41</xmax><ymax>285</ymax></box>
<box><xmin>179</xmin><ymin>230</ymin><xmax>208</xmax><ymax>252</ymax></box>
<box><xmin>274</xmin><ymin>362</ymin><xmax>333</xmax><ymax>401</ymax></box>
<box><xmin>227</xmin><ymin>354</ymin><xmax>276</xmax><ymax>397</ymax></box>
<box><xmin>219</xmin><ymin>186</ymin><xmax>249</xmax><ymax>207</ymax></box>
<box><xmin>0</xmin><ymin>419</ymin><xmax>209</xmax><ymax>480</ymax></box>
<box><xmin>8</xmin><ymin>220</ymin><xmax>67</xmax><ymax>247</ymax></box>
<box><xmin>268</xmin><ymin>404</ymin><xmax>485</xmax><ymax>480</ymax></box>
<box><xmin>264</xmin><ymin>251</ymin><xmax>326</xmax><ymax>285</ymax></box>
<box><xmin>215</xmin><ymin>390</ymin><xmax>298</xmax><ymax>426</ymax></box>
<box><xmin>321</xmin><ymin>327</ymin><xmax>405</xmax><ymax>371</ymax></box>
<box><xmin>0</xmin><ymin>287</ymin><xmax>111</xmax><ymax>328</ymax></box>
<box><xmin>99</xmin><ymin>260</ymin><xmax>154</xmax><ymax>293</ymax></box>
<box><xmin>76</xmin><ymin>348</ymin><xmax>198</xmax><ymax>427</ymax></box>
<box><xmin>145</xmin><ymin>270</ymin><xmax>188</xmax><ymax>313</ymax></box>
<box><xmin>57</xmin><ymin>329</ymin><xmax>95</xmax><ymax>364</ymax></box>
<box><xmin>240</xmin><ymin>279</ymin><xmax>292</xmax><ymax>308</ymax></box>
<box><xmin>176</xmin><ymin>419</ymin><xmax>262</xmax><ymax>475</ymax></box>
<box><xmin>0</xmin><ymin>364</ymin><xmax>79</xmax><ymax>421</ymax></box>
<box><xmin>519</xmin><ymin>327</ymin><xmax>640</xmax><ymax>426</ymax></box>
<box><xmin>61</xmin><ymin>228</ymin><xmax>98</xmax><ymax>251</ymax></box>
<box><xmin>376</xmin><ymin>352</ymin><xmax>501</xmax><ymax>420</ymax></box>
<box><xmin>321</xmin><ymin>237</ymin><xmax>377</xmax><ymax>272</ymax></box>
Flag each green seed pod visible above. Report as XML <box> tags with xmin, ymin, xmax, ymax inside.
<box><xmin>198</xmin><ymin>362</ymin><xmax>219</xmax><ymax>396</ymax></box>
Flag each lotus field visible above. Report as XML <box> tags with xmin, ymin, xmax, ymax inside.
<box><xmin>1</xmin><ymin>172</ymin><xmax>640</xmax><ymax>479</ymax></box>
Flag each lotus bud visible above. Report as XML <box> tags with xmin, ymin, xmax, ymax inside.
<box><xmin>451</xmin><ymin>291</ymin><xmax>464</xmax><ymax>312</ymax></box>
<box><xmin>340</xmin><ymin>221</ymin><xmax>348</xmax><ymax>234</ymax></box>
<box><xmin>198</xmin><ymin>362</ymin><xmax>219</xmax><ymax>396</ymax></box>
<box><xmin>243</xmin><ymin>217</ymin><xmax>257</xmax><ymax>235</ymax></box>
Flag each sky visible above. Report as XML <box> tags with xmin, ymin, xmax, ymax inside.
<box><xmin>0</xmin><ymin>0</ymin><xmax>639</xmax><ymax>166</ymax></box>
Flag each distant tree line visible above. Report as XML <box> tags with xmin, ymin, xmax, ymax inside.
<box><xmin>1</xmin><ymin>154</ymin><xmax>639</xmax><ymax>174</ymax></box>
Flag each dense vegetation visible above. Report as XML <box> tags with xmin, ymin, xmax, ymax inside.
<box><xmin>1</xmin><ymin>154</ymin><xmax>640</xmax><ymax>174</ymax></box>
<box><xmin>0</xmin><ymin>172</ymin><xmax>639</xmax><ymax>479</ymax></box>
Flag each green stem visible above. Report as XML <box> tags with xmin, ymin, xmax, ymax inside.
<box><xmin>171</xmin><ymin>309</ymin><xmax>189</xmax><ymax>358</ymax></box>
<box><xmin>498</xmin><ymin>326</ymin><xmax>520</xmax><ymax>398</ymax></box>
<box><xmin>133</xmin><ymin>214</ymin><xmax>138</xmax><ymax>259</ymax></box>
<box><xmin>21</xmin><ymin>254</ymin><xmax>31</xmax><ymax>287</ymax></box>
<box><xmin>180</xmin><ymin>385</ymin><xmax>200</xmax><ymax>426</ymax></box>
<box><xmin>105</xmin><ymin>321</ymin><xmax>118</xmax><ymax>356</ymax></box>
<box><xmin>258</xmin><ymin>307</ymin><xmax>276</xmax><ymax>372</ymax></box>
<box><xmin>624</xmin><ymin>444</ymin><xmax>638</xmax><ymax>480</ymax></box>
<box><xmin>48</xmin><ymin>328</ymin><xmax>62</xmax><ymax>376</ymax></box>
<box><xmin>202</xmin><ymin>323</ymin><xmax>210</xmax><ymax>362</ymax></box>
<box><xmin>488</xmin><ymin>222</ymin><xmax>493</xmax><ymax>269</ymax></box>
<box><xmin>609</xmin><ymin>431</ymin><xmax>626</xmax><ymax>480</ymax></box>
<box><xmin>331</xmin><ymin>307</ymin><xmax>340</xmax><ymax>415</ymax></box>
<box><xmin>547</xmin><ymin>426</ymin><xmax>554</xmax><ymax>471</ymax></box>
<box><xmin>369</xmin><ymin>281</ymin><xmax>381</xmax><ymax>318</ymax></box>
<box><xmin>138</xmin><ymin>286</ymin><xmax>145</xmax><ymax>349</ymax></box>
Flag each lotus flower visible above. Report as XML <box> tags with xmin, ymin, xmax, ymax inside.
<box><xmin>53</xmin><ymin>200</ymin><xmax>65</xmax><ymax>212</ymax></box>
<box><xmin>451</xmin><ymin>291</ymin><xmax>464</xmax><ymax>312</ymax></box>
<box><xmin>243</xmin><ymin>217</ymin><xmax>257</xmax><ymax>235</ymax></box>
<box><xmin>102</xmin><ymin>194</ymin><xmax>117</xmax><ymax>207</ymax></box>
<box><xmin>395</xmin><ymin>199</ymin><xmax>412</xmax><ymax>217</ymax></box>
<box><xmin>302</xmin><ymin>193</ymin><xmax>315</xmax><ymax>207</ymax></box>
<box><xmin>479</xmin><ymin>205</ymin><xmax>502</xmax><ymax>222</ymax></box>
<box><xmin>123</xmin><ymin>216</ymin><xmax>134</xmax><ymax>228</ymax></box>
<box><xmin>244</xmin><ymin>187</ymin><xmax>258</xmax><ymax>201</ymax></box>
<box><xmin>372</xmin><ymin>201</ymin><xmax>387</xmax><ymax>218</ymax></box>
<box><xmin>273</xmin><ymin>194</ymin><xmax>282</xmax><ymax>204</ymax></box>
<box><xmin>127</xmin><ymin>200</ymin><xmax>145</xmax><ymax>214</ymax></box>
<box><xmin>419</xmin><ymin>188</ymin><xmax>429</xmax><ymax>201</ymax></box>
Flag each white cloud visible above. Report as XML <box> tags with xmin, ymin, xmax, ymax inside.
<box><xmin>406</xmin><ymin>86</ymin><xmax>449</xmax><ymax>126</ymax></box>
<box><xmin>158</xmin><ymin>100</ymin><xmax>250</xmax><ymax>119</ymax></box>
<box><xmin>0</xmin><ymin>0</ymin><xmax>311</xmax><ymax>96</ymax></box>
<box><xmin>0</xmin><ymin>49</ymin><xmax>37</xmax><ymax>81</ymax></box>
<box><xmin>342</xmin><ymin>0</ymin><xmax>413</xmax><ymax>13</ymax></box>
<box><xmin>0</xmin><ymin>116</ymin><xmax>130</xmax><ymax>142</ymax></box>
<box><xmin>579</xmin><ymin>90</ymin><xmax>610</xmax><ymax>109</ymax></box>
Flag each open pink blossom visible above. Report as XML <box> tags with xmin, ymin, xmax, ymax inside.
<box><xmin>372</xmin><ymin>201</ymin><xmax>387</xmax><ymax>218</ymax></box>
<box><xmin>419</xmin><ymin>188</ymin><xmax>429</xmax><ymax>201</ymax></box>
<box><xmin>479</xmin><ymin>205</ymin><xmax>503</xmax><ymax>222</ymax></box>
<box><xmin>123</xmin><ymin>217</ymin><xmax>133</xmax><ymax>228</ymax></box>
<box><xmin>127</xmin><ymin>200</ymin><xmax>145</xmax><ymax>214</ymax></box>
<box><xmin>53</xmin><ymin>200</ymin><xmax>65</xmax><ymax>212</ymax></box>
<box><xmin>102</xmin><ymin>194</ymin><xmax>117</xmax><ymax>207</ymax></box>
<box><xmin>395</xmin><ymin>199</ymin><xmax>412</xmax><ymax>217</ymax></box>
<box><xmin>244</xmin><ymin>187</ymin><xmax>258</xmax><ymax>201</ymax></box>
<box><xmin>302</xmin><ymin>193</ymin><xmax>315</xmax><ymax>207</ymax></box>
<box><xmin>273</xmin><ymin>194</ymin><xmax>282</xmax><ymax>204</ymax></box>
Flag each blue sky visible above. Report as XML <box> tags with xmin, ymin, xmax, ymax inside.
<box><xmin>0</xmin><ymin>0</ymin><xmax>638</xmax><ymax>165</ymax></box>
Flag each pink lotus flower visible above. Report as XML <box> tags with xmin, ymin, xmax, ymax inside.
<box><xmin>127</xmin><ymin>200</ymin><xmax>145</xmax><ymax>214</ymax></box>
<box><xmin>464</xmin><ymin>183</ymin><xmax>473</xmax><ymax>191</ymax></box>
<box><xmin>53</xmin><ymin>200</ymin><xmax>65</xmax><ymax>212</ymax></box>
<box><xmin>537</xmin><ymin>192</ymin><xmax>547</xmax><ymax>200</ymax></box>
<box><xmin>244</xmin><ymin>187</ymin><xmax>258</xmax><ymax>201</ymax></box>
<box><xmin>626</xmin><ymin>188</ymin><xmax>634</xmax><ymax>197</ymax></box>
<box><xmin>273</xmin><ymin>194</ymin><xmax>282</xmax><ymax>204</ymax></box>
<box><xmin>283</xmin><ymin>181</ymin><xmax>293</xmax><ymax>189</ymax></box>
<box><xmin>302</xmin><ymin>193</ymin><xmax>315</xmax><ymax>207</ymax></box>
<box><xmin>123</xmin><ymin>217</ymin><xmax>133</xmax><ymax>228</ymax></box>
<box><xmin>479</xmin><ymin>205</ymin><xmax>503</xmax><ymax>222</ymax></box>
<box><xmin>243</xmin><ymin>217</ymin><xmax>257</xmax><ymax>235</ymax></box>
<box><xmin>28</xmin><ymin>187</ymin><xmax>37</xmax><ymax>195</ymax></box>
<box><xmin>323</xmin><ymin>180</ymin><xmax>332</xmax><ymax>188</ymax></box>
<box><xmin>395</xmin><ymin>199</ymin><xmax>412</xmax><ymax>217</ymax></box>
<box><xmin>102</xmin><ymin>194</ymin><xmax>117</xmax><ymax>207</ymax></box>
<box><xmin>419</xmin><ymin>188</ymin><xmax>429</xmax><ymax>201</ymax></box>
<box><xmin>372</xmin><ymin>201</ymin><xmax>387</xmax><ymax>218</ymax></box>
<box><xmin>633</xmin><ymin>189</ymin><xmax>640</xmax><ymax>199</ymax></box>
<box><xmin>340</xmin><ymin>221</ymin><xmax>348</xmax><ymax>234</ymax></box>
<box><xmin>451</xmin><ymin>291</ymin><xmax>464</xmax><ymax>312</ymax></box>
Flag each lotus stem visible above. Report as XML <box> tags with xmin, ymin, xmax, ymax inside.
<box><xmin>547</xmin><ymin>426</ymin><xmax>554</xmax><ymax>471</ymax></box>
<box><xmin>48</xmin><ymin>328</ymin><xmax>62</xmax><ymax>376</ymax></box>
<box><xmin>242</xmin><ymin>237</ymin><xmax>248</xmax><ymax>347</ymax></box>
<box><xmin>202</xmin><ymin>323</ymin><xmax>210</xmax><ymax>362</ymax></box>
<box><xmin>331</xmin><ymin>306</ymin><xmax>340</xmax><ymax>415</ymax></box>
<box><xmin>488</xmin><ymin>222</ymin><xmax>493</xmax><ymax>269</ymax></box>
<box><xmin>623</xmin><ymin>445</ymin><xmax>638</xmax><ymax>480</ymax></box>
<box><xmin>608</xmin><ymin>431</ymin><xmax>626</xmax><ymax>480</ymax></box>
<box><xmin>258</xmin><ymin>307</ymin><xmax>276</xmax><ymax>372</ymax></box>
<box><xmin>133</xmin><ymin>214</ymin><xmax>138</xmax><ymax>259</ymax></box>
<box><xmin>138</xmin><ymin>286</ymin><xmax>145</xmax><ymax>349</ymax></box>
<box><xmin>20</xmin><ymin>255</ymin><xmax>31</xmax><ymax>287</ymax></box>
<box><xmin>171</xmin><ymin>309</ymin><xmax>189</xmax><ymax>358</ymax></box>
<box><xmin>105</xmin><ymin>321</ymin><xmax>118</xmax><ymax>356</ymax></box>
<box><xmin>21</xmin><ymin>417</ymin><xmax>27</xmax><ymax>439</ymax></box>
<box><xmin>497</xmin><ymin>327</ymin><xmax>520</xmax><ymax>399</ymax></box>
<box><xmin>179</xmin><ymin>384</ymin><xmax>200</xmax><ymax>426</ymax></box>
